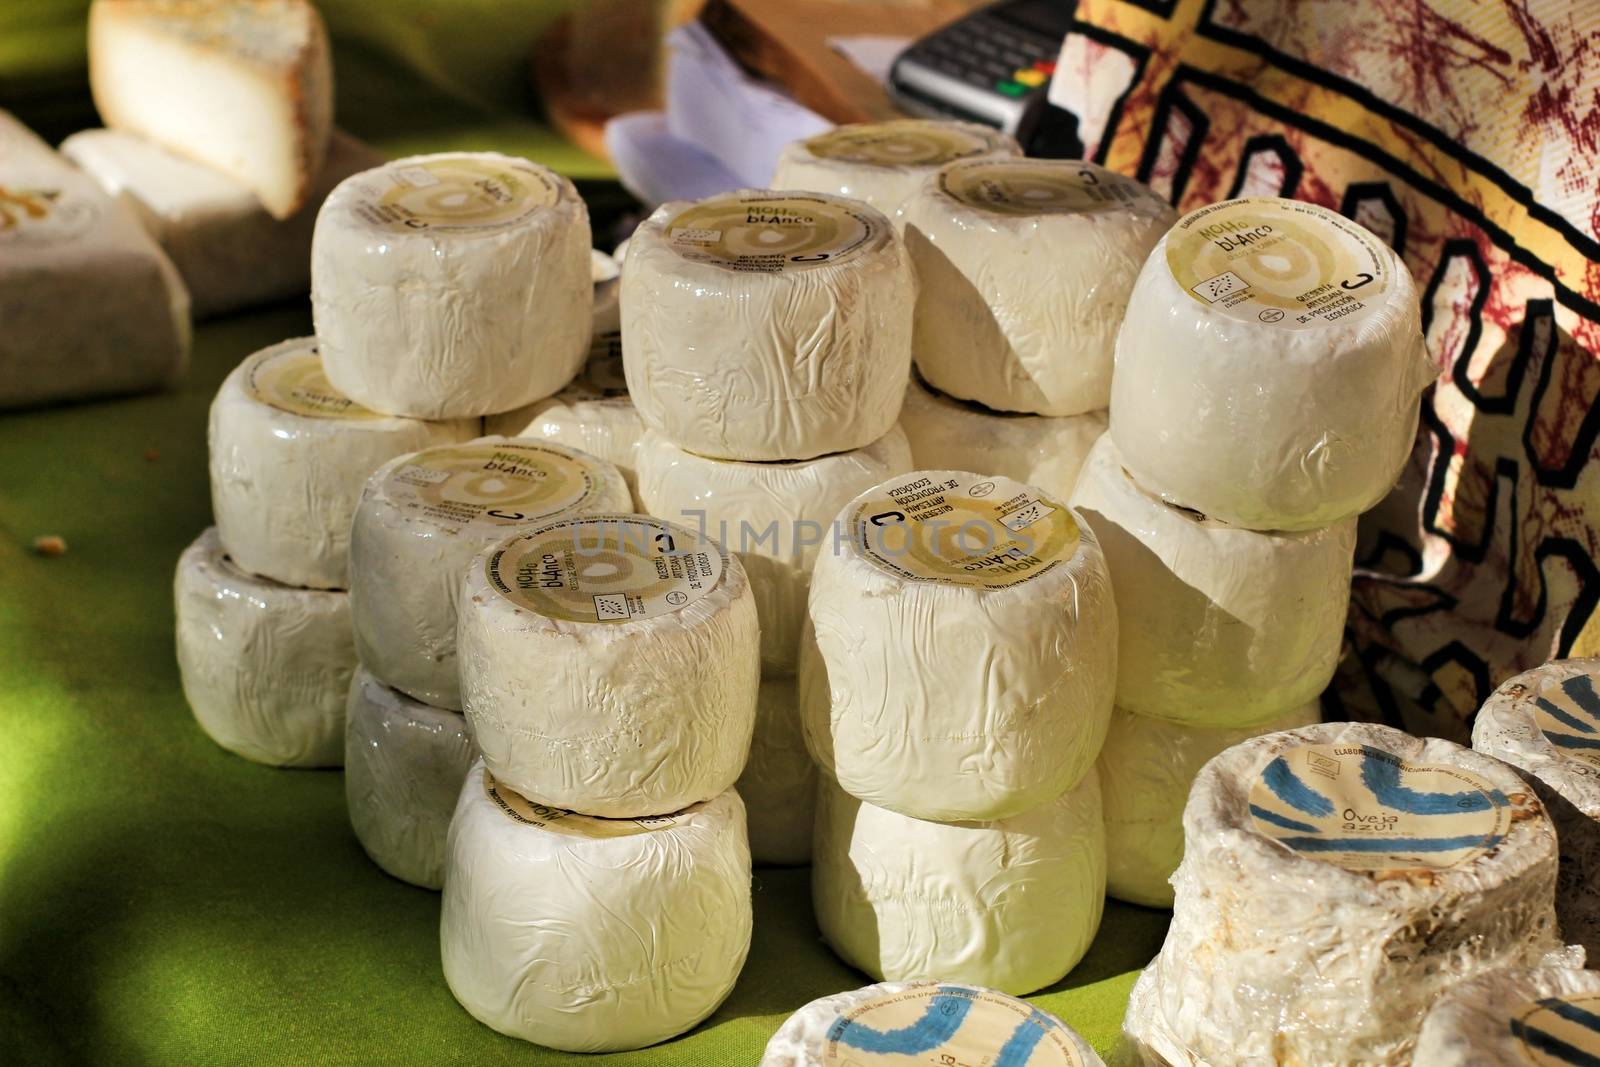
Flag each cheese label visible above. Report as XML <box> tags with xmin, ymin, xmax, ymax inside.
<box><xmin>804</xmin><ymin>121</ymin><xmax>996</xmax><ymax>167</ymax></box>
<box><xmin>666</xmin><ymin>194</ymin><xmax>878</xmax><ymax>273</ymax></box>
<box><xmin>1510</xmin><ymin>992</ymin><xmax>1600</xmax><ymax>1065</ymax></box>
<box><xmin>1249</xmin><ymin>743</ymin><xmax>1511</xmax><ymax>872</ymax></box>
<box><xmin>484</xmin><ymin>769</ymin><xmax>682</xmax><ymax>837</ymax></box>
<box><xmin>354</xmin><ymin>156</ymin><xmax>561</xmax><ymax>233</ymax></box>
<box><xmin>485</xmin><ymin>515</ymin><xmax>723</xmax><ymax>624</ymax></box>
<box><xmin>384</xmin><ymin>442</ymin><xmax>603</xmax><ymax>535</ymax></box>
<box><xmin>244</xmin><ymin>343</ymin><xmax>385</xmax><ymax>421</ymax></box>
<box><xmin>821</xmin><ymin>986</ymin><xmax>1087</xmax><ymax>1066</ymax></box>
<box><xmin>851</xmin><ymin>472</ymin><xmax>1079</xmax><ymax>590</ymax></box>
<box><xmin>1528</xmin><ymin>669</ymin><xmax>1600</xmax><ymax>773</ymax></box>
<box><xmin>941</xmin><ymin>159</ymin><xmax>1163</xmax><ymax>218</ymax></box>
<box><xmin>1166</xmin><ymin>197</ymin><xmax>1391</xmax><ymax>330</ymax></box>
<box><xmin>0</xmin><ymin>183</ymin><xmax>98</xmax><ymax>244</ymax></box>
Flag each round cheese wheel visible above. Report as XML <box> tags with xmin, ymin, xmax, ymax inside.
<box><xmin>1125</xmin><ymin>721</ymin><xmax>1562</xmax><ymax>1066</ymax></box>
<box><xmin>899</xmin><ymin>374</ymin><xmax>1105</xmax><ymax>505</ymax></box>
<box><xmin>173</xmin><ymin>527</ymin><xmax>351</xmax><ymax>767</ymax></box>
<box><xmin>1069</xmin><ymin>433</ymin><xmax>1356</xmax><ymax>725</ymax></box>
<box><xmin>459</xmin><ymin>513</ymin><xmax>759</xmax><ymax>817</ymax></box>
<box><xmin>209</xmin><ymin>337</ymin><xmax>475</xmax><ymax>589</ymax></box>
<box><xmin>621</xmin><ymin>189</ymin><xmax>913</xmax><ymax>460</ymax></box>
<box><xmin>343</xmin><ymin>667</ymin><xmax>476</xmax><ymax>890</ymax></box>
<box><xmin>736</xmin><ymin>677</ymin><xmax>816</xmax><ymax>867</ymax></box>
<box><xmin>813</xmin><ymin>769</ymin><xmax>1105</xmax><ymax>996</ymax></box>
<box><xmin>349</xmin><ymin>437</ymin><xmax>630</xmax><ymax>710</ymax></box>
<box><xmin>1098</xmin><ymin>700</ymin><xmax>1320</xmax><ymax>908</ymax></box>
<box><xmin>441</xmin><ymin>763</ymin><xmax>752</xmax><ymax>1052</ymax></box>
<box><xmin>1111</xmin><ymin>196</ymin><xmax>1436</xmax><ymax>531</ymax></box>
<box><xmin>1414</xmin><ymin>959</ymin><xmax>1600</xmax><ymax>1066</ymax></box>
<box><xmin>760</xmin><ymin>981</ymin><xmax>1103</xmax><ymax>1067</ymax></box>
<box><xmin>771</xmin><ymin>119</ymin><xmax>1020</xmax><ymax>219</ymax></box>
<box><xmin>635</xmin><ymin>425</ymin><xmax>913</xmax><ymax>673</ymax></box>
<box><xmin>801</xmin><ymin>470</ymin><xmax>1117</xmax><ymax>821</ymax></box>
<box><xmin>904</xmin><ymin>159</ymin><xmax>1173</xmax><ymax>417</ymax></box>
<box><xmin>312</xmin><ymin>152</ymin><xmax>592</xmax><ymax>419</ymax></box>
<box><xmin>1474</xmin><ymin>658</ymin><xmax>1600</xmax><ymax>959</ymax></box>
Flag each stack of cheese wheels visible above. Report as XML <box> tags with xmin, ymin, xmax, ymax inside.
<box><xmin>802</xmin><ymin>469</ymin><xmax>1117</xmax><ymax>992</ymax></box>
<box><xmin>176</xmin><ymin>337</ymin><xmax>473</xmax><ymax>769</ymax></box>
<box><xmin>1413</xmin><ymin>956</ymin><xmax>1600</xmax><ymax>1065</ymax></box>
<box><xmin>1124</xmin><ymin>721</ymin><xmax>1563</xmax><ymax>1065</ymax></box>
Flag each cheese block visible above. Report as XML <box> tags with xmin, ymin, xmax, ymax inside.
<box><xmin>173</xmin><ymin>527</ymin><xmax>350</xmax><ymax>767</ymax></box>
<box><xmin>1069</xmin><ymin>434</ymin><xmax>1356</xmax><ymax>725</ymax></box>
<box><xmin>313</xmin><ymin>152</ymin><xmax>592</xmax><ymax>419</ymax></box>
<box><xmin>459</xmin><ymin>514</ymin><xmax>759</xmax><ymax>817</ymax></box>
<box><xmin>621</xmin><ymin>189</ymin><xmax>913</xmax><ymax>460</ymax></box>
<box><xmin>899</xmin><ymin>374</ymin><xmax>1105</xmax><ymax>505</ymax></box>
<box><xmin>771</xmin><ymin>119</ymin><xmax>1020</xmax><ymax>219</ymax></box>
<box><xmin>1125</xmin><ymin>721</ymin><xmax>1562</xmax><ymax>1066</ymax></box>
<box><xmin>813</xmin><ymin>769</ymin><xmax>1105</xmax><ymax>996</ymax></box>
<box><xmin>737</xmin><ymin>678</ymin><xmax>816</xmax><ymax>867</ymax></box>
<box><xmin>88</xmin><ymin>0</ymin><xmax>332</xmax><ymax>220</ymax></box>
<box><xmin>343</xmin><ymin>667</ymin><xmax>476</xmax><ymax>890</ymax></box>
<box><xmin>760</xmin><ymin>981</ymin><xmax>1103</xmax><ymax>1067</ymax></box>
<box><xmin>635</xmin><ymin>426</ymin><xmax>914</xmax><ymax>673</ymax></box>
<box><xmin>1099</xmin><ymin>701</ymin><xmax>1321</xmax><ymax>908</ymax></box>
<box><xmin>904</xmin><ymin>159</ymin><xmax>1173</xmax><ymax>417</ymax></box>
<box><xmin>209</xmin><ymin>338</ymin><xmax>475</xmax><ymax>590</ymax></box>
<box><xmin>441</xmin><ymin>764</ymin><xmax>752</xmax><ymax>1052</ymax></box>
<box><xmin>1413</xmin><ymin>959</ymin><xmax>1600</xmax><ymax>1066</ymax></box>
<box><xmin>349</xmin><ymin>438</ymin><xmax>630</xmax><ymax>710</ymax></box>
<box><xmin>1111</xmin><ymin>196</ymin><xmax>1436</xmax><ymax>531</ymax></box>
<box><xmin>801</xmin><ymin>471</ymin><xmax>1116</xmax><ymax>821</ymax></box>
<box><xmin>62</xmin><ymin>128</ymin><xmax>381</xmax><ymax>317</ymax></box>
<box><xmin>1474</xmin><ymin>659</ymin><xmax>1600</xmax><ymax>958</ymax></box>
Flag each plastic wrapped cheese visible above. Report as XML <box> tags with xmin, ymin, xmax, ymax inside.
<box><xmin>813</xmin><ymin>769</ymin><xmax>1105</xmax><ymax>996</ymax></box>
<box><xmin>635</xmin><ymin>426</ymin><xmax>913</xmax><ymax>673</ymax></box>
<box><xmin>173</xmin><ymin>527</ymin><xmax>350</xmax><ymax>767</ymax></box>
<box><xmin>441</xmin><ymin>763</ymin><xmax>752</xmax><ymax>1052</ymax></box>
<box><xmin>1069</xmin><ymin>434</ymin><xmax>1356</xmax><ymax>726</ymax></box>
<box><xmin>771</xmin><ymin>119</ymin><xmax>1020</xmax><ymax>219</ymax></box>
<box><xmin>1125</xmin><ymin>721</ymin><xmax>1562</xmax><ymax>1066</ymax></box>
<box><xmin>312</xmin><ymin>152</ymin><xmax>592</xmax><ymax>419</ymax></box>
<box><xmin>801</xmin><ymin>470</ymin><xmax>1116</xmax><ymax>821</ymax></box>
<box><xmin>459</xmin><ymin>514</ymin><xmax>759</xmax><ymax>817</ymax></box>
<box><xmin>1111</xmin><ymin>196</ymin><xmax>1437</xmax><ymax>531</ymax></box>
<box><xmin>1413</xmin><ymin>959</ymin><xmax>1600</xmax><ymax>1066</ymax></box>
<box><xmin>904</xmin><ymin>159</ymin><xmax>1173</xmax><ymax>417</ymax></box>
<box><xmin>343</xmin><ymin>667</ymin><xmax>476</xmax><ymax>890</ymax></box>
<box><xmin>899</xmin><ymin>374</ymin><xmax>1105</xmax><ymax>504</ymax></box>
<box><xmin>760</xmin><ymin>981</ymin><xmax>1103</xmax><ymax>1067</ymax></box>
<box><xmin>1099</xmin><ymin>701</ymin><xmax>1320</xmax><ymax>908</ymax></box>
<box><xmin>349</xmin><ymin>438</ymin><xmax>630</xmax><ymax>710</ymax></box>
<box><xmin>209</xmin><ymin>337</ymin><xmax>475</xmax><ymax>589</ymax></box>
<box><xmin>736</xmin><ymin>678</ymin><xmax>816</xmax><ymax>867</ymax></box>
<box><xmin>1474</xmin><ymin>658</ymin><xmax>1600</xmax><ymax>958</ymax></box>
<box><xmin>621</xmin><ymin>189</ymin><xmax>913</xmax><ymax>460</ymax></box>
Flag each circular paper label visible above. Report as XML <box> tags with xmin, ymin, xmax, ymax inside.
<box><xmin>665</xmin><ymin>193</ymin><xmax>878</xmax><ymax>273</ymax></box>
<box><xmin>485</xmin><ymin>515</ymin><xmax>723</xmax><ymax>624</ymax></box>
<box><xmin>821</xmin><ymin>986</ymin><xmax>1087</xmax><ymax>1066</ymax></box>
<box><xmin>1248</xmin><ymin>743</ymin><xmax>1511</xmax><ymax>872</ymax></box>
<box><xmin>1512</xmin><ymin>992</ymin><xmax>1600</xmax><ymax>1065</ymax></box>
<box><xmin>940</xmin><ymin>160</ymin><xmax>1163</xmax><ymax>218</ymax></box>
<box><xmin>382</xmin><ymin>442</ymin><xmax>602</xmax><ymax>535</ymax></box>
<box><xmin>1165</xmin><ymin>197</ymin><xmax>1391</xmax><ymax>330</ymax></box>
<box><xmin>850</xmin><ymin>473</ymin><xmax>1078</xmax><ymax>589</ymax></box>
<box><xmin>352</xmin><ymin>156</ymin><xmax>560</xmax><ymax>233</ymax></box>
<box><xmin>483</xmin><ymin>769</ymin><xmax>681</xmax><ymax>837</ymax></box>
<box><xmin>1528</xmin><ymin>669</ymin><xmax>1600</xmax><ymax>773</ymax></box>
<box><xmin>0</xmin><ymin>182</ymin><xmax>98</xmax><ymax>245</ymax></box>
<box><xmin>804</xmin><ymin>120</ymin><xmax>994</xmax><ymax>167</ymax></box>
<box><xmin>244</xmin><ymin>342</ymin><xmax>384</xmax><ymax>421</ymax></box>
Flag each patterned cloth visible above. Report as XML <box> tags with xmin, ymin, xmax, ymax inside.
<box><xmin>1051</xmin><ymin>0</ymin><xmax>1600</xmax><ymax>741</ymax></box>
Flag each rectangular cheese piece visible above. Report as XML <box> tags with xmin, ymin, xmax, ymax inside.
<box><xmin>88</xmin><ymin>0</ymin><xmax>333</xmax><ymax>219</ymax></box>
<box><xmin>62</xmin><ymin>128</ymin><xmax>382</xmax><ymax>317</ymax></box>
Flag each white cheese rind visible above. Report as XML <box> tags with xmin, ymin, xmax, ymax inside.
<box><xmin>1069</xmin><ymin>434</ymin><xmax>1356</xmax><ymax>725</ymax></box>
<box><xmin>173</xmin><ymin>527</ymin><xmax>350</xmax><ymax>767</ymax></box>
<box><xmin>1111</xmin><ymin>197</ymin><xmax>1436</xmax><ymax>531</ymax></box>
<box><xmin>313</xmin><ymin>152</ymin><xmax>592</xmax><ymax>419</ymax></box>
<box><xmin>1413</xmin><ymin>961</ymin><xmax>1600</xmax><ymax>1066</ymax></box>
<box><xmin>736</xmin><ymin>677</ymin><xmax>816</xmax><ymax>866</ymax></box>
<box><xmin>1098</xmin><ymin>701</ymin><xmax>1320</xmax><ymax>908</ymax></box>
<box><xmin>904</xmin><ymin>160</ymin><xmax>1174</xmax><ymax>416</ymax></box>
<box><xmin>441</xmin><ymin>764</ymin><xmax>752</xmax><ymax>1052</ymax></box>
<box><xmin>208</xmin><ymin>337</ymin><xmax>475</xmax><ymax>589</ymax></box>
<box><xmin>344</xmin><ymin>667</ymin><xmax>476</xmax><ymax>890</ymax></box>
<box><xmin>635</xmin><ymin>426</ymin><xmax>914</xmax><ymax>673</ymax></box>
<box><xmin>812</xmin><ymin>769</ymin><xmax>1106</xmax><ymax>996</ymax></box>
<box><xmin>621</xmin><ymin>189</ymin><xmax>914</xmax><ymax>460</ymax></box>
<box><xmin>1474</xmin><ymin>658</ymin><xmax>1600</xmax><ymax>959</ymax></box>
<box><xmin>1125</xmin><ymin>721</ymin><xmax>1562</xmax><ymax>1066</ymax></box>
